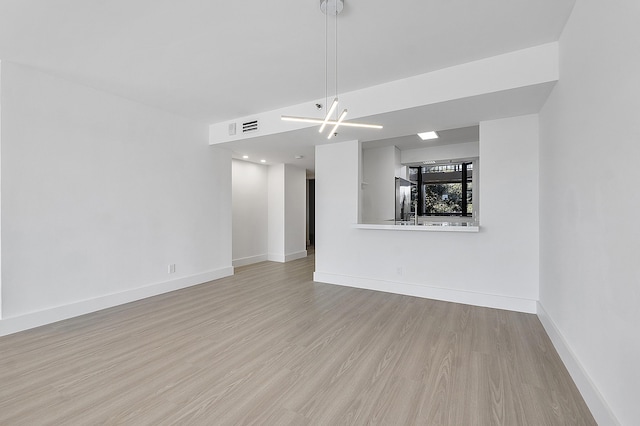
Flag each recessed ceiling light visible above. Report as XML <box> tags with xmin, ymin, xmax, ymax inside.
<box><xmin>242</xmin><ymin>155</ymin><xmax>249</xmax><ymax>159</ymax></box>
<box><xmin>260</xmin><ymin>159</ymin><xmax>266</xmax><ymax>163</ymax></box>
<box><xmin>418</xmin><ymin>131</ymin><xmax>439</xmax><ymax>140</ymax></box>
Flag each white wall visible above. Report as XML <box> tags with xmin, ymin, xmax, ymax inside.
<box><xmin>0</xmin><ymin>62</ymin><xmax>232</xmax><ymax>335</ymax></box>
<box><xmin>394</xmin><ymin>146</ymin><xmax>406</xmax><ymax>180</ymax></box>
<box><xmin>315</xmin><ymin>115</ymin><xmax>539</xmax><ymax>313</ymax></box>
<box><xmin>479</xmin><ymin>115</ymin><xmax>539</xmax><ymax>295</ymax></box>
<box><xmin>232</xmin><ymin>160</ymin><xmax>268</xmax><ymax>266</ymax></box>
<box><xmin>362</xmin><ymin>146</ymin><xmax>397</xmax><ymax>223</ymax></box>
<box><xmin>315</xmin><ymin>141</ymin><xmax>359</xmax><ymax>272</ymax></box>
<box><xmin>0</xmin><ymin>59</ymin><xmax>3</xmax><ymax>320</ymax></box>
<box><xmin>538</xmin><ymin>1</ymin><xmax>640</xmax><ymax>424</ymax></box>
<box><xmin>267</xmin><ymin>163</ymin><xmax>307</xmax><ymax>262</ymax></box>
<box><xmin>267</xmin><ymin>164</ymin><xmax>285</xmax><ymax>260</ymax></box>
<box><xmin>306</xmin><ymin>179</ymin><xmax>310</xmax><ymax>246</ymax></box>
<box><xmin>284</xmin><ymin>164</ymin><xmax>307</xmax><ymax>260</ymax></box>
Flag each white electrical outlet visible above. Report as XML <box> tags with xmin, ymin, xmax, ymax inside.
<box><xmin>168</xmin><ymin>264</ymin><xmax>176</xmax><ymax>274</ymax></box>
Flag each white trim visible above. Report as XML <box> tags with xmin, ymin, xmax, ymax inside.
<box><xmin>267</xmin><ymin>250</ymin><xmax>308</xmax><ymax>263</ymax></box>
<box><xmin>0</xmin><ymin>266</ymin><xmax>234</xmax><ymax>337</ymax></box>
<box><xmin>232</xmin><ymin>254</ymin><xmax>268</xmax><ymax>267</ymax></box>
<box><xmin>285</xmin><ymin>250</ymin><xmax>307</xmax><ymax>262</ymax></box>
<box><xmin>267</xmin><ymin>253</ymin><xmax>285</xmax><ymax>262</ymax></box>
<box><xmin>536</xmin><ymin>302</ymin><xmax>620</xmax><ymax>426</ymax></box>
<box><xmin>313</xmin><ymin>271</ymin><xmax>536</xmax><ymax>313</ymax></box>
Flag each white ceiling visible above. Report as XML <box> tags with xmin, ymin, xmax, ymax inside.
<box><xmin>0</xmin><ymin>0</ymin><xmax>575</xmax><ymax>124</ymax></box>
<box><xmin>0</xmin><ymin>1</ymin><xmax>575</xmax><ymax>172</ymax></box>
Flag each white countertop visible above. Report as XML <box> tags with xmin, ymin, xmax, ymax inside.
<box><xmin>353</xmin><ymin>221</ymin><xmax>479</xmax><ymax>232</ymax></box>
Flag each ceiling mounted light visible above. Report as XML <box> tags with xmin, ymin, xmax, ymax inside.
<box><xmin>418</xmin><ymin>131</ymin><xmax>439</xmax><ymax>140</ymax></box>
<box><xmin>320</xmin><ymin>0</ymin><xmax>343</xmax><ymax>14</ymax></box>
<box><xmin>280</xmin><ymin>0</ymin><xmax>382</xmax><ymax>139</ymax></box>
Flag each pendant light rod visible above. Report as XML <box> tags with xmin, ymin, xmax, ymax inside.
<box><xmin>334</xmin><ymin>0</ymin><xmax>338</xmax><ymax>120</ymax></box>
<box><xmin>281</xmin><ymin>0</ymin><xmax>382</xmax><ymax>136</ymax></box>
<box><xmin>324</xmin><ymin>0</ymin><xmax>328</xmax><ymax>113</ymax></box>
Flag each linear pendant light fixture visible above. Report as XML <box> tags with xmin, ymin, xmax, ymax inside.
<box><xmin>280</xmin><ymin>0</ymin><xmax>382</xmax><ymax>139</ymax></box>
<box><xmin>319</xmin><ymin>97</ymin><xmax>338</xmax><ymax>133</ymax></box>
<box><xmin>280</xmin><ymin>115</ymin><xmax>382</xmax><ymax>129</ymax></box>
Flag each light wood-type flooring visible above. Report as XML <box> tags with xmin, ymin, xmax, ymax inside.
<box><xmin>0</xmin><ymin>252</ymin><xmax>595</xmax><ymax>425</ymax></box>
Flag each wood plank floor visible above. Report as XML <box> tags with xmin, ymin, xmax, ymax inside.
<box><xmin>0</xmin><ymin>253</ymin><xmax>595</xmax><ymax>425</ymax></box>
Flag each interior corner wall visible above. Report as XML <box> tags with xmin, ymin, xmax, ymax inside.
<box><xmin>0</xmin><ymin>59</ymin><xmax>3</xmax><ymax>320</ymax></box>
<box><xmin>315</xmin><ymin>140</ymin><xmax>360</xmax><ymax>275</ymax></box>
<box><xmin>231</xmin><ymin>159</ymin><xmax>268</xmax><ymax>267</ymax></box>
<box><xmin>267</xmin><ymin>163</ymin><xmax>307</xmax><ymax>263</ymax></box>
<box><xmin>394</xmin><ymin>146</ymin><xmax>406</xmax><ymax>180</ymax></box>
<box><xmin>305</xmin><ymin>179</ymin><xmax>310</xmax><ymax>246</ymax></box>
<box><xmin>479</xmin><ymin>114</ymin><xmax>539</xmax><ymax>291</ymax></box>
<box><xmin>267</xmin><ymin>164</ymin><xmax>285</xmax><ymax>261</ymax></box>
<box><xmin>315</xmin><ymin>115</ymin><xmax>539</xmax><ymax>314</ymax></box>
<box><xmin>362</xmin><ymin>145</ymin><xmax>397</xmax><ymax>223</ymax></box>
<box><xmin>0</xmin><ymin>62</ymin><xmax>233</xmax><ymax>335</ymax></box>
<box><xmin>538</xmin><ymin>1</ymin><xmax>640</xmax><ymax>424</ymax></box>
<box><xmin>283</xmin><ymin>164</ymin><xmax>307</xmax><ymax>261</ymax></box>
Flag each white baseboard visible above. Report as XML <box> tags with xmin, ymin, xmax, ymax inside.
<box><xmin>268</xmin><ymin>250</ymin><xmax>308</xmax><ymax>263</ymax></box>
<box><xmin>537</xmin><ymin>302</ymin><xmax>619</xmax><ymax>426</ymax></box>
<box><xmin>233</xmin><ymin>254</ymin><xmax>268</xmax><ymax>267</ymax></box>
<box><xmin>285</xmin><ymin>250</ymin><xmax>307</xmax><ymax>262</ymax></box>
<box><xmin>0</xmin><ymin>266</ymin><xmax>234</xmax><ymax>337</ymax></box>
<box><xmin>313</xmin><ymin>271</ymin><xmax>536</xmax><ymax>313</ymax></box>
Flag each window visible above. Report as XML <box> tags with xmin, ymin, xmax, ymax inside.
<box><xmin>409</xmin><ymin>160</ymin><xmax>475</xmax><ymax>218</ymax></box>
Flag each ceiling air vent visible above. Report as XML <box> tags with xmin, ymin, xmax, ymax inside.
<box><xmin>242</xmin><ymin>120</ymin><xmax>259</xmax><ymax>133</ymax></box>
